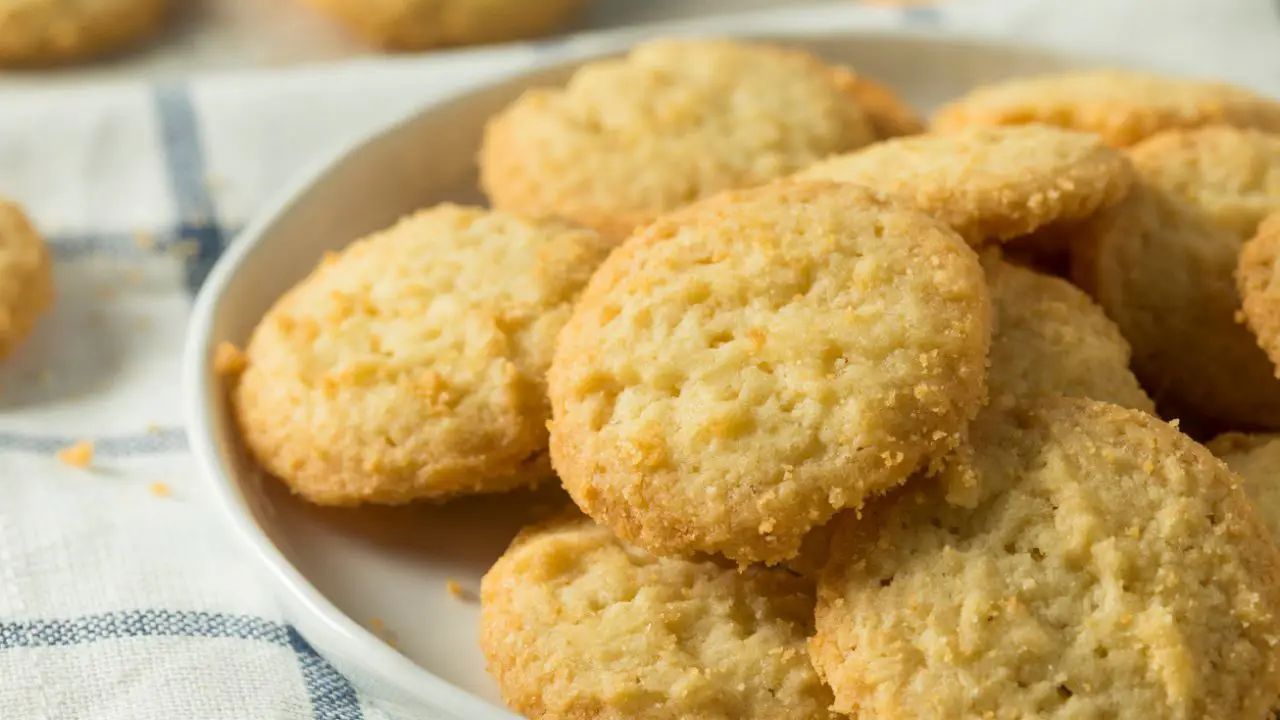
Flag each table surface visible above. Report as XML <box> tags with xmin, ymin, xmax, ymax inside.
<box><xmin>0</xmin><ymin>0</ymin><xmax>843</xmax><ymax>88</ymax></box>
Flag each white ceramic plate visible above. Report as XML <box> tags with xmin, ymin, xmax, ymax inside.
<box><xmin>184</xmin><ymin>26</ymin><xmax>1127</xmax><ymax>720</ymax></box>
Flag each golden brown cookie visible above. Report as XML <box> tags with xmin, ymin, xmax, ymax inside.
<box><xmin>932</xmin><ymin>70</ymin><xmax>1280</xmax><ymax>147</ymax></box>
<box><xmin>1238</xmin><ymin>211</ymin><xmax>1280</xmax><ymax>371</ymax></box>
<box><xmin>984</xmin><ymin>256</ymin><xmax>1153</xmax><ymax>413</ymax></box>
<box><xmin>479</xmin><ymin>514</ymin><xmax>838</xmax><ymax>720</ymax></box>
<box><xmin>0</xmin><ymin>200</ymin><xmax>52</xmax><ymax>360</ymax></box>
<box><xmin>796</xmin><ymin>125</ymin><xmax>1134</xmax><ymax>245</ymax></box>
<box><xmin>1071</xmin><ymin>183</ymin><xmax>1280</xmax><ymax>429</ymax></box>
<box><xmin>0</xmin><ymin>0</ymin><xmax>168</xmax><ymax>66</ymax></box>
<box><xmin>1208</xmin><ymin>432</ymin><xmax>1280</xmax><ymax>542</ymax></box>
<box><xmin>1130</xmin><ymin>126</ymin><xmax>1280</xmax><ymax>239</ymax></box>
<box><xmin>832</xmin><ymin>71</ymin><xmax>924</xmax><ymax>139</ymax></box>
<box><xmin>230</xmin><ymin>204</ymin><xmax>609</xmax><ymax>506</ymax></box>
<box><xmin>548</xmin><ymin>181</ymin><xmax>990</xmax><ymax>565</ymax></box>
<box><xmin>303</xmin><ymin>0</ymin><xmax>583</xmax><ymax>51</ymax></box>
<box><xmin>812</xmin><ymin>398</ymin><xmax>1280</xmax><ymax>719</ymax></box>
<box><xmin>480</xmin><ymin>39</ymin><xmax>878</xmax><ymax>241</ymax></box>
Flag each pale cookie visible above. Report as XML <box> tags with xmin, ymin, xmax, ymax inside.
<box><xmin>1238</xmin><ymin>211</ymin><xmax>1280</xmax><ymax>372</ymax></box>
<box><xmin>230</xmin><ymin>204</ymin><xmax>609</xmax><ymax>506</ymax></box>
<box><xmin>548</xmin><ymin>181</ymin><xmax>990</xmax><ymax>564</ymax></box>
<box><xmin>985</xmin><ymin>256</ymin><xmax>1153</xmax><ymax>413</ymax></box>
<box><xmin>1071</xmin><ymin>183</ymin><xmax>1280</xmax><ymax>429</ymax></box>
<box><xmin>479</xmin><ymin>514</ymin><xmax>838</xmax><ymax>720</ymax></box>
<box><xmin>932</xmin><ymin>70</ymin><xmax>1280</xmax><ymax>147</ymax></box>
<box><xmin>1130</xmin><ymin>126</ymin><xmax>1280</xmax><ymax>239</ymax></box>
<box><xmin>812</xmin><ymin>398</ymin><xmax>1280</xmax><ymax>719</ymax></box>
<box><xmin>0</xmin><ymin>0</ymin><xmax>168</xmax><ymax>66</ymax></box>
<box><xmin>1209</xmin><ymin>432</ymin><xmax>1280</xmax><ymax>542</ymax></box>
<box><xmin>480</xmin><ymin>39</ymin><xmax>878</xmax><ymax>240</ymax></box>
<box><xmin>796</xmin><ymin>125</ymin><xmax>1134</xmax><ymax>245</ymax></box>
<box><xmin>303</xmin><ymin>0</ymin><xmax>583</xmax><ymax>51</ymax></box>
<box><xmin>833</xmin><ymin>71</ymin><xmax>923</xmax><ymax>139</ymax></box>
<box><xmin>0</xmin><ymin>200</ymin><xmax>52</xmax><ymax>360</ymax></box>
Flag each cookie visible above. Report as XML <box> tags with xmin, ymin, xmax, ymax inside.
<box><xmin>985</xmin><ymin>256</ymin><xmax>1153</xmax><ymax>413</ymax></box>
<box><xmin>0</xmin><ymin>200</ymin><xmax>52</xmax><ymax>360</ymax></box>
<box><xmin>548</xmin><ymin>181</ymin><xmax>990</xmax><ymax>564</ymax></box>
<box><xmin>230</xmin><ymin>204</ymin><xmax>609</xmax><ymax>506</ymax></box>
<box><xmin>479</xmin><ymin>514</ymin><xmax>838</xmax><ymax>720</ymax></box>
<box><xmin>480</xmin><ymin>39</ymin><xmax>878</xmax><ymax>241</ymax></box>
<box><xmin>932</xmin><ymin>70</ymin><xmax>1280</xmax><ymax>147</ymax></box>
<box><xmin>0</xmin><ymin>0</ymin><xmax>168</xmax><ymax>66</ymax></box>
<box><xmin>303</xmin><ymin>0</ymin><xmax>583</xmax><ymax>51</ymax></box>
<box><xmin>833</xmin><ymin>71</ymin><xmax>924</xmax><ymax>139</ymax></box>
<box><xmin>1130</xmin><ymin>126</ymin><xmax>1280</xmax><ymax>239</ymax></box>
<box><xmin>1071</xmin><ymin>183</ymin><xmax>1280</xmax><ymax>429</ymax></box>
<box><xmin>1208</xmin><ymin>432</ymin><xmax>1280</xmax><ymax>542</ymax></box>
<box><xmin>812</xmin><ymin>398</ymin><xmax>1280</xmax><ymax>719</ymax></box>
<box><xmin>1238</xmin><ymin>211</ymin><xmax>1280</xmax><ymax>371</ymax></box>
<box><xmin>796</xmin><ymin>125</ymin><xmax>1134</xmax><ymax>245</ymax></box>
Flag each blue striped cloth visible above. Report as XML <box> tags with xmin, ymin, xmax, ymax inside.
<box><xmin>0</xmin><ymin>2</ymin><xmax>1275</xmax><ymax>718</ymax></box>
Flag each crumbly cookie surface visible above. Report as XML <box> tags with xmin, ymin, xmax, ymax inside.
<box><xmin>480</xmin><ymin>39</ymin><xmax>877</xmax><ymax>240</ymax></box>
<box><xmin>231</xmin><ymin>204</ymin><xmax>609</xmax><ymax>505</ymax></box>
<box><xmin>1208</xmin><ymin>432</ymin><xmax>1280</xmax><ymax>542</ymax></box>
<box><xmin>985</xmin><ymin>256</ymin><xmax>1153</xmax><ymax>412</ymax></box>
<box><xmin>304</xmin><ymin>0</ymin><xmax>583</xmax><ymax>51</ymax></box>
<box><xmin>1238</xmin><ymin>211</ymin><xmax>1280</xmax><ymax>372</ymax></box>
<box><xmin>1071</xmin><ymin>183</ymin><xmax>1280</xmax><ymax>428</ymax></box>
<box><xmin>932</xmin><ymin>70</ymin><xmax>1280</xmax><ymax>147</ymax></box>
<box><xmin>797</xmin><ymin>125</ymin><xmax>1134</xmax><ymax>244</ymax></box>
<box><xmin>0</xmin><ymin>0</ymin><xmax>168</xmax><ymax>66</ymax></box>
<box><xmin>1130</xmin><ymin>126</ymin><xmax>1280</xmax><ymax>239</ymax></box>
<box><xmin>0</xmin><ymin>199</ymin><xmax>53</xmax><ymax>360</ymax></box>
<box><xmin>812</xmin><ymin>398</ymin><xmax>1280</xmax><ymax>719</ymax></box>
<box><xmin>832</xmin><ymin>71</ymin><xmax>923</xmax><ymax>139</ymax></box>
<box><xmin>479</xmin><ymin>514</ymin><xmax>838</xmax><ymax>720</ymax></box>
<box><xmin>548</xmin><ymin>181</ymin><xmax>990</xmax><ymax>564</ymax></box>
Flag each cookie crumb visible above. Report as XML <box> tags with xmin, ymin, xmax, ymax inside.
<box><xmin>446</xmin><ymin>580</ymin><xmax>473</xmax><ymax>601</ymax></box>
<box><xmin>214</xmin><ymin>342</ymin><xmax>247</xmax><ymax>376</ymax></box>
<box><xmin>366</xmin><ymin>617</ymin><xmax>399</xmax><ymax>648</ymax></box>
<box><xmin>146</xmin><ymin>424</ymin><xmax>160</xmax><ymax>435</ymax></box>
<box><xmin>57</xmin><ymin>440</ymin><xmax>94</xmax><ymax>468</ymax></box>
<box><xmin>169</xmin><ymin>240</ymin><xmax>200</xmax><ymax>261</ymax></box>
<box><xmin>133</xmin><ymin>230</ymin><xmax>156</xmax><ymax>251</ymax></box>
<box><xmin>148</xmin><ymin>481</ymin><xmax>172</xmax><ymax>498</ymax></box>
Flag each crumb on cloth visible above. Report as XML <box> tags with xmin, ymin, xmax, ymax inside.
<box><xmin>57</xmin><ymin>440</ymin><xmax>94</xmax><ymax>468</ymax></box>
<box><xmin>148</xmin><ymin>482</ymin><xmax>172</xmax><ymax>498</ymax></box>
<box><xmin>446</xmin><ymin>580</ymin><xmax>474</xmax><ymax>602</ymax></box>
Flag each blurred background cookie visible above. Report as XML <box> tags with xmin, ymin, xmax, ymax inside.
<box><xmin>0</xmin><ymin>199</ymin><xmax>52</xmax><ymax>360</ymax></box>
<box><xmin>229</xmin><ymin>204</ymin><xmax>609</xmax><ymax>506</ymax></box>
<box><xmin>1208</xmin><ymin>432</ymin><xmax>1280</xmax><ymax>541</ymax></box>
<box><xmin>0</xmin><ymin>0</ymin><xmax>168</xmax><ymax>66</ymax></box>
<box><xmin>480</xmin><ymin>39</ymin><xmax>880</xmax><ymax>241</ymax></box>
<box><xmin>301</xmin><ymin>0</ymin><xmax>585</xmax><ymax>52</ymax></box>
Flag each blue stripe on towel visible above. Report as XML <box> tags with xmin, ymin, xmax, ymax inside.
<box><xmin>0</xmin><ymin>610</ymin><xmax>364</xmax><ymax>720</ymax></box>
<box><xmin>153</xmin><ymin>85</ymin><xmax>226</xmax><ymax>294</ymax></box>
<box><xmin>0</xmin><ymin>428</ymin><xmax>188</xmax><ymax>456</ymax></box>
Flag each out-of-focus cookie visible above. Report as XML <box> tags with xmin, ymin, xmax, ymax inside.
<box><xmin>833</xmin><ymin>71</ymin><xmax>923</xmax><ymax>139</ymax></box>
<box><xmin>984</xmin><ymin>256</ymin><xmax>1153</xmax><ymax>413</ymax></box>
<box><xmin>0</xmin><ymin>200</ymin><xmax>52</xmax><ymax>360</ymax></box>
<box><xmin>812</xmin><ymin>397</ymin><xmax>1280</xmax><ymax>719</ymax></box>
<box><xmin>480</xmin><ymin>39</ymin><xmax>878</xmax><ymax>241</ymax></box>
<box><xmin>796</xmin><ymin>125</ymin><xmax>1134</xmax><ymax>245</ymax></box>
<box><xmin>480</xmin><ymin>514</ymin><xmax>839</xmax><ymax>720</ymax></box>
<box><xmin>230</xmin><ymin>204</ymin><xmax>609</xmax><ymax>506</ymax></box>
<box><xmin>932</xmin><ymin>70</ymin><xmax>1280</xmax><ymax>147</ymax></box>
<box><xmin>1071</xmin><ymin>183</ymin><xmax>1280</xmax><ymax>429</ymax></box>
<box><xmin>1130</xmin><ymin>126</ymin><xmax>1280</xmax><ymax>239</ymax></box>
<box><xmin>303</xmin><ymin>0</ymin><xmax>583</xmax><ymax>51</ymax></box>
<box><xmin>1209</xmin><ymin>432</ymin><xmax>1280</xmax><ymax>542</ymax></box>
<box><xmin>0</xmin><ymin>0</ymin><xmax>168</xmax><ymax>66</ymax></box>
<box><xmin>548</xmin><ymin>181</ymin><xmax>990</xmax><ymax>565</ymax></box>
<box><xmin>1238</xmin><ymin>211</ymin><xmax>1280</xmax><ymax>371</ymax></box>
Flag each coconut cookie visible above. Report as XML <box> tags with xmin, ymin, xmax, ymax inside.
<box><xmin>932</xmin><ymin>70</ymin><xmax>1280</xmax><ymax>147</ymax></box>
<box><xmin>0</xmin><ymin>200</ymin><xmax>52</xmax><ymax>360</ymax></box>
<box><xmin>548</xmin><ymin>182</ymin><xmax>990</xmax><ymax>565</ymax></box>
<box><xmin>812</xmin><ymin>398</ymin><xmax>1280</xmax><ymax>719</ymax></box>
<box><xmin>1209</xmin><ymin>432</ymin><xmax>1280</xmax><ymax>542</ymax></box>
<box><xmin>984</xmin><ymin>256</ymin><xmax>1152</xmax><ymax>412</ymax></box>
<box><xmin>1130</xmin><ymin>126</ymin><xmax>1280</xmax><ymax>239</ymax></box>
<box><xmin>0</xmin><ymin>0</ymin><xmax>168</xmax><ymax>66</ymax></box>
<box><xmin>303</xmin><ymin>0</ymin><xmax>583</xmax><ymax>51</ymax></box>
<box><xmin>480</xmin><ymin>514</ymin><xmax>839</xmax><ymax>720</ymax></box>
<box><xmin>1071</xmin><ymin>183</ymin><xmax>1280</xmax><ymax>428</ymax></box>
<box><xmin>480</xmin><ymin>39</ymin><xmax>878</xmax><ymax>241</ymax></box>
<box><xmin>230</xmin><ymin>204</ymin><xmax>609</xmax><ymax>506</ymax></box>
<box><xmin>796</xmin><ymin>125</ymin><xmax>1134</xmax><ymax>245</ymax></box>
<box><xmin>1238</xmin><ymin>211</ymin><xmax>1280</xmax><ymax>370</ymax></box>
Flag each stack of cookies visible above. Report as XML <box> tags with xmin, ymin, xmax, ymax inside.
<box><xmin>225</xmin><ymin>39</ymin><xmax>1280</xmax><ymax>719</ymax></box>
